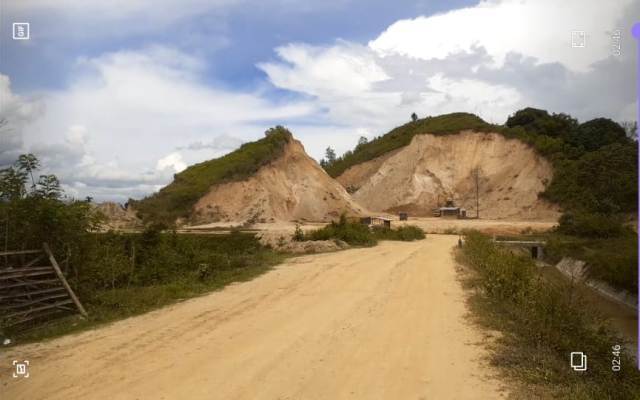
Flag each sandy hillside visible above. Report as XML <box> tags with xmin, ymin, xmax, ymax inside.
<box><xmin>338</xmin><ymin>131</ymin><xmax>559</xmax><ymax>220</ymax></box>
<box><xmin>193</xmin><ymin>138</ymin><xmax>366</xmax><ymax>224</ymax></box>
<box><xmin>1</xmin><ymin>236</ymin><xmax>507</xmax><ymax>400</ymax></box>
<box><xmin>94</xmin><ymin>202</ymin><xmax>141</xmax><ymax>229</ymax></box>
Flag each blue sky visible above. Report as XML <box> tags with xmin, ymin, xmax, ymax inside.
<box><xmin>0</xmin><ymin>0</ymin><xmax>638</xmax><ymax>201</ymax></box>
<box><xmin>1</xmin><ymin>0</ymin><xmax>474</xmax><ymax>92</ymax></box>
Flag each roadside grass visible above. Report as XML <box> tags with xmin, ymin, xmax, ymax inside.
<box><xmin>458</xmin><ymin>231</ymin><xmax>640</xmax><ymax>399</ymax></box>
<box><xmin>3</xmin><ymin>231</ymin><xmax>286</xmax><ymax>345</ymax></box>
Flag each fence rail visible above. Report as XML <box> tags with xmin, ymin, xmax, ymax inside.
<box><xmin>0</xmin><ymin>243</ymin><xmax>87</xmax><ymax>331</ymax></box>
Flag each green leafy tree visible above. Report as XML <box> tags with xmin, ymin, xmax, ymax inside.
<box><xmin>325</xmin><ymin>147</ymin><xmax>336</xmax><ymax>164</ymax></box>
<box><xmin>37</xmin><ymin>174</ymin><xmax>62</xmax><ymax>199</ymax></box>
<box><xmin>16</xmin><ymin>153</ymin><xmax>40</xmax><ymax>189</ymax></box>
<box><xmin>506</xmin><ymin>107</ymin><xmax>577</xmax><ymax>139</ymax></box>
<box><xmin>0</xmin><ymin>167</ymin><xmax>27</xmax><ymax>200</ymax></box>
<box><xmin>568</xmin><ymin>118</ymin><xmax>628</xmax><ymax>152</ymax></box>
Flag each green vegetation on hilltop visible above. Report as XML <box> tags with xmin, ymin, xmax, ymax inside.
<box><xmin>131</xmin><ymin>126</ymin><xmax>293</xmax><ymax>225</ymax></box>
<box><xmin>322</xmin><ymin>112</ymin><xmax>497</xmax><ymax>177</ymax></box>
<box><xmin>459</xmin><ymin>232</ymin><xmax>640</xmax><ymax>399</ymax></box>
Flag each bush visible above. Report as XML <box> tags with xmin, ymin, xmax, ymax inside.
<box><xmin>307</xmin><ymin>219</ymin><xmax>377</xmax><ymax>246</ymax></box>
<box><xmin>556</xmin><ymin>212</ymin><xmax>626</xmax><ymax>238</ymax></box>
<box><xmin>371</xmin><ymin>225</ymin><xmax>425</xmax><ymax>241</ymax></box>
<box><xmin>306</xmin><ymin>216</ymin><xmax>425</xmax><ymax>246</ymax></box>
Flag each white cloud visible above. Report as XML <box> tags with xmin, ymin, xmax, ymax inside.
<box><xmin>259</xmin><ymin>0</ymin><xmax>637</xmax><ymax>140</ymax></box>
<box><xmin>0</xmin><ymin>75</ymin><xmax>44</xmax><ymax>166</ymax></box>
<box><xmin>259</xmin><ymin>42</ymin><xmax>389</xmax><ymax>98</ymax></box>
<box><xmin>369</xmin><ymin>0</ymin><xmax>635</xmax><ymax>72</ymax></box>
<box><xmin>156</xmin><ymin>152</ymin><xmax>187</xmax><ymax>173</ymax></box>
<box><xmin>9</xmin><ymin>45</ymin><xmax>314</xmax><ymax>201</ymax></box>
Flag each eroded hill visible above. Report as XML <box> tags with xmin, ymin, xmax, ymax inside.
<box><xmin>192</xmin><ymin>137</ymin><xmax>365</xmax><ymax>223</ymax></box>
<box><xmin>133</xmin><ymin>127</ymin><xmax>365</xmax><ymax>225</ymax></box>
<box><xmin>337</xmin><ymin>131</ymin><xmax>559</xmax><ymax>220</ymax></box>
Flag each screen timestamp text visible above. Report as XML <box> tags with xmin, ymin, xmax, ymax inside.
<box><xmin>611</xmin><ymin>345</ymin><xmax>621</xmax><ymax>372</ymax></box>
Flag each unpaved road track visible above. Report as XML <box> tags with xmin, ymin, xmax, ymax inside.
<box><xmin>1</xmin><ymin>235</ymin><xmax>507</xmax><ymax>399</ymax></box>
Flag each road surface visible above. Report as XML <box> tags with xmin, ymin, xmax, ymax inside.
<box><xmin>1</xmin><ymin>235</ymin><xmax>507</xmax><ymax>399</ymax></box>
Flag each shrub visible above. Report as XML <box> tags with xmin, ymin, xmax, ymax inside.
<box><xmin>371</xmin><ymin>225</ymin><xmax>425</xmax><ymax>241</ymax></box>
<box><xmin>293</xmin><ymin>223</ymin><xmax>305</xmax><ymax>241</ymax></box>
<box><xmin>307</xmin><ymin>219</ymin><xmax>376</xmax><ymax>246</ymax></box>
<box><xmin>556</xmin><ymin>212</ymin><xmax>626</xmax><ymax>238</ymax></box>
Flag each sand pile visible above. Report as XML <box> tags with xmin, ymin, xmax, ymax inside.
<box><xmin>193</xmin><ymin>138</ymin><xmax>366</xmax><ymax>224</ymax></box>
<box><xmin>337</xmin><ymin>131</ymin><xmax>559</xmax><ymax>220</ymax></box>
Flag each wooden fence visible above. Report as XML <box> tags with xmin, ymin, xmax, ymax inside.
<box><xmin>1</xmin><ymin>243</ymin><xmax>87</xmax><ymax>331</ymax></box>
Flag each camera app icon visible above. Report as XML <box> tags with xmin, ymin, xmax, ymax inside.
<box><xmin>12</xmin><ymin>360</ymin><xmax>30</xmax><ymax>378</ymax></box>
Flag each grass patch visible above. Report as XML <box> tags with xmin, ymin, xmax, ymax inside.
<box><xmin>459</xmin><ymin>231</ymin><xmax>640</xmax><ymax>399</ymax></box>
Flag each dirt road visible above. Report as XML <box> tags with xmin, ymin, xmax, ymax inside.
<box><xmin>1</xmin><ymin>235</ymin><xmax>507</xmax><ymax>399</ymax></box>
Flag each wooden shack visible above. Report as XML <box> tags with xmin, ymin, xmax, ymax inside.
<box><xmin>361</xmin><ymin>216</ymin><xmax>391</xmax><ymax>228</ymax></box>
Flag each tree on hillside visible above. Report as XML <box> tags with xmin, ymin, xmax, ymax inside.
<box><xmin>568</xmin><ymin>118</ymin><xmax>628</xmax><ymax>152</ymax></box>
<box><xmin>357</xmin><ymin>136</ymin><xmax>368</xmax><ymax>148</ymax></box>
<box><xmin>325</xmin><ymin>147</ymin><xmax>336</xmax><ymax>164</ymax></box>
<box><xmin>411</xmin><ymin>112</ymin><xmax>418</xmax><ymax>122</ymax></box>
<box><xmin>506</xmin><ymin>107</ymin><xmax>577</xmax><ymax>139</ymax></box>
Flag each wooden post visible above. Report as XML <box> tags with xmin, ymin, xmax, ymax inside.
<box><xmin>42</xmin><ymin>243</ymin><xmax>88</xmax><ymax>318</ymax></box>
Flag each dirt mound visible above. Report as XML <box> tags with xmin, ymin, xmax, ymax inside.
<box><xmin>337</xmin><ymin>131</ymin><xmax>559</xmax><ymax>220</ymax></box>
<box><xmin>95</xmin><ymin>202</ymin><xmax>142</xmax><ymax>229</ymax></box>
<box><xmin>193</xmin><ymin>138</ymin><xmax>366</xmax><ymax>223</ymax></box>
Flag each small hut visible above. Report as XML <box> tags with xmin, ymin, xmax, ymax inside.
<box><xmin>361</xmin><ymin>216</ymin><xmax>391</xmax><ymax>228</ymax></box>
<box><xmin>399</xmin><ymin>212</ymin><xmax>408</xmax><ymax>221</ymax></box>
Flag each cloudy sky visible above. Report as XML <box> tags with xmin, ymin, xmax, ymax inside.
<box><xmin>1</xmin><ymin>0</ymin><xmax>638</xmax><ymax>202</ymax></box>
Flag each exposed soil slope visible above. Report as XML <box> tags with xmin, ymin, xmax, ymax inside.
<box><xmin>1</xmin><ymin>236</ymin><xmax>507</xmax><ymax>400</ymax></box>
<box><xmin>193</xmin><ymin>138</ymin><xmax>366</xmax><ymax>223</ymax></box>
<box><xmin>94</xmin><ymin>202</ymin><xmax>141</xmax><ymax>229</ymax></box>
<box><xmin>338</xmin><ymin>131</ymin><xmax>559</xmax><ymax>220</ymax></box>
